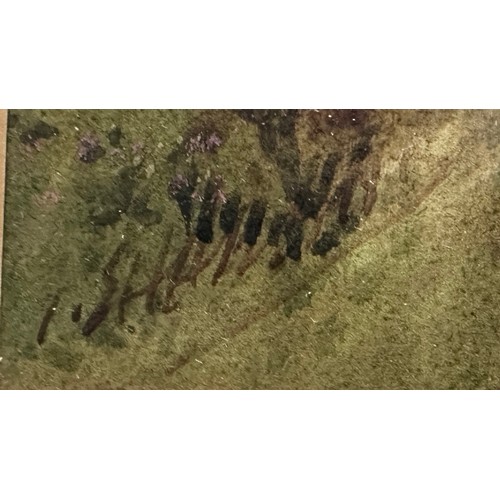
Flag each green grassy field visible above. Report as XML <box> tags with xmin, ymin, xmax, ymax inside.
<box><xmin>1</xmin><ymin>109</ymin><xmax>499</xmax><ymax>389</ymax></box>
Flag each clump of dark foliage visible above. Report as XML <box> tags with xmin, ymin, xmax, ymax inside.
<box><xmin>77</xmin><ymin>133</ymin><xmax>106</xmax><ymax>163</ymax></box>
<box><xmin>168</xmin><ymin>174</ymin><xmax>195</xmax><ymax>232</ymax></box>
<box><xmin>311</xmin><ymin>231</ymin><xmax>340</xmax><ymax>256</ymax></box>
<box><xmin>20</xmin><ymin>120</ymin><xmax>59</xmax><ymax>146</ymax></box>
<box><xmin>108</xmin><ymin>126</ymin><xmax>122</xmax><ymax>147</ymax></box>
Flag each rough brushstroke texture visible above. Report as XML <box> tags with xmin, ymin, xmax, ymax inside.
<box><xmin>1</xmin><ymin>110</ymin><xmax>500</xmax><ymax>389</ymax></box>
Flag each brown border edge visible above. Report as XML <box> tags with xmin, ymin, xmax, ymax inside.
<box><xmin>0</xmin><ymin>109</ymin><xmax>7</xmax><ymax>307</ymax></box>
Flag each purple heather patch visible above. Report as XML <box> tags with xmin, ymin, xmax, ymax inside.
<box><xmin>77</xmin><ymin>133</ymin><xmax>106</xmax><ymax>163</ymax></box>
<box><xmin>211</xmin><ymin>175</ymin><xmax>227</xmax><ymax>204</ymax></box>
<box><xmin>185</xmin><ymin>131</ymin><xmax>223</xmax><ymax>155</ymax></box>
<box><xmin>168</xmin><ymin>174</ymin><xmax>191</xmax><ymax>198</ymax></box>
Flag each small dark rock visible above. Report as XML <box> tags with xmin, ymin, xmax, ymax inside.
<box><xmin>108</xmin><ymin>126</ymin><xmax>122</xmax><ymax>147</ymax></box>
